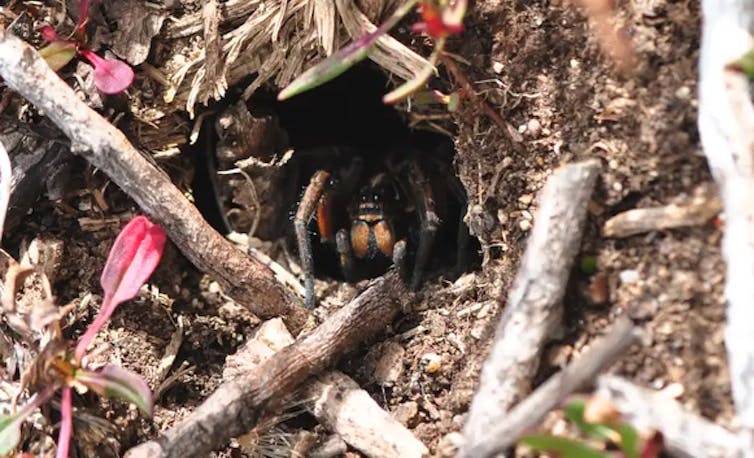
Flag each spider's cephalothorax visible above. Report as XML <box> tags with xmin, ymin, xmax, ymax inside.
<box><xmin>293</xmin><ymin>148</ymin><xmax>469</xmax><ymax>308</ymax></box>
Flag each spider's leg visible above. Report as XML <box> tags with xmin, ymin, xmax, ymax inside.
<box><xmin>336</xmin><ymin>229</ymin><xmax>358</xmax><ymax>282</ymax></box>
<box><xmin>406</xmin><ymin>161</ymin><xmax>440</xmax><ymax>290</ymax></box>
<box><xmin>294</xmin><ymin>170</ymin><xmax>330</xmax><ymax>308</ymax></box>
<box><xmin>392</xmin><ymin>239</ymin><xmax>408</xmax><ymax>281</ymax></box>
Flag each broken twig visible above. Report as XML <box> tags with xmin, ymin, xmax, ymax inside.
<box><xmin>225</xmin><ymin>318</ymin><xmax>428</xmax><ymax>458</ymax></box>
<box><xmin>0</xmin><ymin>31</ymin><xmax>307</xmax><ymax>330</ymax></box>
<box><xmin>459</xmin><ymin>159</ymin><xmax>602</xmax><ymax>457</ymax></box>
<box><xmin>603</xmin><ymin>189</ymin><xmax>721</xmax><ymax>238</ymax></box>
<box><xmin>463</xmin><ymin>315</ymin><xmax>640</xmax><ymax>457</ymax></box>
<box><xmin>126</xmin><ymin>272</ymin><xmax>409</xmax><ymax>458</ymax></box>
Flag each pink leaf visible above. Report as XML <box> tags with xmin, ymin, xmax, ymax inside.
<box><xmin>79</xmin><ymin>49</ymin><xmax>134</xmax><ymax>94</ymax></box>
<box><xmin>39</xmin><ymin>25</ymin><xmax>59</xmax><ymax>42</ymax></box>
<box><xmin>55</xmin><ymin>387</ymin><xmax>73</xmax><ymax>458</ymax></box>
<box><xmin>74</xmin><ymin>216</ymin><xmax>166</xmax><ymax>360</ymax></box>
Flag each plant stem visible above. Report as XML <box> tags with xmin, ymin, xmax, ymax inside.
<box><xmin>74</xmin><ymin>293</ymin><xmax>114</xmax><ymax>361</ymax></box>
<box><xmin>55</xmin><ymin>387</ymin><xmax>73</xmax><ymax>458</ymax></box>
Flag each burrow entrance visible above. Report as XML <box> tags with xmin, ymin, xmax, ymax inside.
<box><xmin>193</xmin><ymin>62</ymin><xmax>479</xmax><ymax>286</ymax></box>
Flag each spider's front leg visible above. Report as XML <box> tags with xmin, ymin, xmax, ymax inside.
<box><xmin>294</xmin><ymin>170</ymin><xmax>331</xmax><ymax>308</ymax></box>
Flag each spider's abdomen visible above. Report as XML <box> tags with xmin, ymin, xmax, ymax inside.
<box><xmin>351</xmin><ymin>219</ymin><xmax>394</xmax><ymax>259</ymax></box>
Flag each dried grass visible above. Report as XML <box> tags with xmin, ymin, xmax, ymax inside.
<box><xmin>161</xmin><ymin>0</ymin><xmax>429</xmax><ymax>117</ymax></box>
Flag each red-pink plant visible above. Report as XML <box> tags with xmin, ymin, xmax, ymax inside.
<box><xmin>75</xmin><ymin>215</ymin><xmax>166</xmax><ymax>360</ymax></box>
<box><xmin>0</xmin><ymin>215</ymin><xmax>165</xmax><ymax>457</ymax></box>
<box><xmin>37</xmin><ymin>0</ymin><xmax>134</xmax><ymax>94</ymax></box>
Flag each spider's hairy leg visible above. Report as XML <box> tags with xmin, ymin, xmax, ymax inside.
<box><xmin>407</xmin><ymin>161</ymin><xmax>440</xmax><ymax>290</ymax></box>
<box><xmin>294</xmin><ymin>170</ymin><xmax>331</xmax><ymax>308</ymax></box>
<box><xmin>392</xmin><ymin>239</ymin><xmax>408</xmax><ymax>281</ymax></box>
<box><xmin>336</xmin><ymin>229</ymin><xmax>357</xmax><ymax>282</ymax></box>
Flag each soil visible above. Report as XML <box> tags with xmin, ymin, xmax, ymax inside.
<box><xmin>0</xmin><ymin>0</ymin><xmax>727</xmax><ymax>457</ymax></box>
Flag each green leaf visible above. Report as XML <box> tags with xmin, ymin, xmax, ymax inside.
<box><xmin>733</xmin><ymin>49</ymin><xmax>754</xmax><ymax>79</ymax></box>
<box><xmin>580</xmin><ymin>256</ymin><xmax>598</xmax><ymax>274</ymax></box>
<box><xmin>519</xmin><ymin>434</ymin><xmax>611</xmax><ymax>458</ymax></box>
<box><xmin>616</xmin><ymin>423</ymin><xmax>641</xmax><ymax>458</ymax></box>
<box><xmin>564</xmin><ymin>398</ymin><xmax>616</xmax><ymax>442</ymax></box>
<box><xmin>38</xmin><ymin>41</ymin><xmax>77</xmax><ymax>71</ymax></box>
<box><xmin>278</xmin><ymin>0</ymin><xmax>419</xmax><ymax>100</ymax></box>
<box><xmin>75</xmin><ymin>364</ymin><xmax>154</xmax><ymax>417</ymax></box>
<box><xmin>0</xmin><ymin>414</ymin><xmax>22</xmax><ymax>455</ymax></box>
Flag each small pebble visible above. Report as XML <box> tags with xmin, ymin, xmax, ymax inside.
<box><xmin>619</xmin><ymin>269</ymin><xmax>640</xmax><ymax>284</ymax></box>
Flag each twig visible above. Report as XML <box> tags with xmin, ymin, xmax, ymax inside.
<box><xmin>224</xmin><ymin>318</ymin><xmax>428</xmax><ymax>458</ymax></box>
<box><xmin>596</xmin><ymin>375</ymin><xmax>741</xmax><ymax>458</ymax></box>
<box><xmin>0</xmin><ymin>31</ymin><xmax>308</xmax><ymax>331</ymax></box>
<box><xmin>603</xmin><ymin>189</ymin><xmax>722</xmax><ymax>238</ymax></box>
<box><xmin>302</xmin><ymin>371</ymin><xmax>427</xmax><ymax>458</ymax></box>
<box><xmin>697</xmin><ymin>0</ymin><xmax>754</xmax><ymax>452</ymax></box>
<box><xmin>125</xmin><ymin>271</ymin><xmax>409</xmax><ymax>458</ymax></box>
<box><xmin>462</xmin><ymin>315</ymin><xmax>641</xmax><ymax>457</ymax></box>
<box><xmin>0</xmin><ymin>139</ymin><xmax>11</xmax><ymax>242</ymax></box>
<box><xmin>459</xmin><ymin>159</ymin><xmax>602</xmax><ymax>458</ymax></box>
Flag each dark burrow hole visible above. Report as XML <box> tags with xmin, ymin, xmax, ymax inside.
<box><xmin>193</xmin><ymin>62</ymin><xmax>479</xmax><ymax>286</ymax></box>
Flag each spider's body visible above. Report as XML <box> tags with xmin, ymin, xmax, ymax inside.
<box><xmin>292</xmin><ymin>148</ymin><xmax>467</xmax><ymax>308</ymax></box>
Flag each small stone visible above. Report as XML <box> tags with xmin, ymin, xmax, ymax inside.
<box><xmin>518</xmin><ymin>193</ymin><xmax>534</xmax><ymax>206</ymax></box>
<box><xmin>519</xmin><ymin>219</ymin><xmax>532</xmax><ymax>231</ymax></box>
<box><xmin>373</xmin><ymin>341</ymin><xmax>405</xmax><ymax>386</ymax></box>
<box><xmin>675</xmin><ymin>86</ymin><xmax>691</xmax><ymax>99</ymax></box>
<box><xmin>492</xmin><ymin>61</ymin><xmax>504</xmax><ymax>74</ymax></box>
<box><xmin>436</xmin><ymin>432</ymin><xmax>464</xmax><ymax>457</ymax></box>
<box><xmin>526</xmin><ymin>118</ymin><xmax>541</xmax><ymax>137</ymax></box>
<box><xmin>588</xmin><ymin>273</ymin><xmax>610</xmax><ymax>304</ymax></box>
<box><xmin>497</xmin><ymin>209</ymin><xmax>508</xmax><ymax>225</ymax></box>
<box><xmin>392</xmin><ymin>401</ymin><xmax>419</xmax><ymax>426</ymax></box>
<box><xmin>619</xmin><ymin>269</ymin><xmax>640</xmax><ymax>284</ymax></box>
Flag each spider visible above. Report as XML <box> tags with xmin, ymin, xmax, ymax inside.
<box><xmin>291</xmin><ymin>147</ymin><xmax>469</xmax><ymax>308</ymax></box>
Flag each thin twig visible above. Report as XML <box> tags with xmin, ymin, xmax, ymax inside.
<box><xmin>459</xmin><ymin>159</ymin><xmax>602</xmax><ymax>457</ymax></box>
<box><xmin>0</xmin><ymin>31</ymin><xmax>308</xmax><ymax>331</ymax></box>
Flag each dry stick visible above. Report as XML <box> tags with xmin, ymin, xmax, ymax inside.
<box><xmin>0</xmin><ymin>31</ymin><xmax>308</xmax><ymax>331</ymax></box>
<box><xmin>459</xmin><ymin>159</ymin><xmax>602</xmax><ymax>458</ymax></box>
<box><xmin>698</xmin><ymin>1</ymin><xmax>754</xmax><ymax>453</ymax></box>
<box><xmin>226</xmin><ymin>318</ymin><xmax>428</xmax><ymax>458</ymax></box>
<box><xmin>126</xmin><ymin>272</ymin><xmax>409</xmax><ymax>458</ymax></box>
<box><xmin>603</xmin><ymin>191</ymin><xmax>722</xmax><ymax>238</ymax></box>
<box><xmin>463</xmin><ymin>315</ymin><xmax>641</xmax><ymax>457</ymax></box>
<box><xmin>596</xmin><ymin>375</ymin><xmax>740</xmax><ymax>458</ymax></box>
